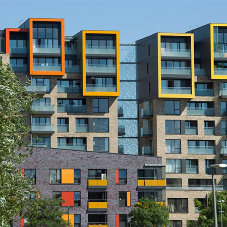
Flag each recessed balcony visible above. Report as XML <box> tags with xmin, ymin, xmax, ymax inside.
<box><xmin>33</xmin><ymin>63</ymin><xmax>61</xmax><ymax>71</ymax></box>
<box><xmin>57</xmin><ymin>124</ymin><xmax>69</xmax><ymax>133</ymax></box>
<box><xmin>30</xmin><ymin>124</ymin><xmax>55</xmax><ymax>134</ymax></box>
<box><xmin>57</xmin><ymin>144</ymin><xmax>86</xmax><ymax>151</ymax></box>
<box><xmin>161</xmin><ymin>49</ymin><xmax>190</xmax><ymax>58</ymax></box>
<box><xmin>188</xmin><ymin>146</ymin><xmax>215</xmax><ymax>155</ymax></box>
<box><xmin>31</xmin><ymin>104</ymin><xmax>55</xmax><ymax>114</ymax></box>
<box><xmin>88</xmin><ymin>179</ymin><xmax>107</xmax><ymax>188</ymax></box>
<box><xmin>10</xmin><ymin>46</ymin><xmax>28</xmax><ymax>54</ymax></box>
<box><xmin>65</xmin><ymin>65</ymin><xmax>80</xmax><ymax>73</ymax></box>
<box><xmin>86</xmin><ymin>65</ymin><xmax>116</xmax><ymax>74</ymax></box>
<box><xmin>195</xmin><ymin>89</ymin><xmax>214</xmax><ymax>96</ymax></box>
<box><xmin>86</xmin><ymin>46</ymin><xmax>116</xmax><ymax>55</ymax></box>
<box><xmin>186</xmin><ymin>165</ymin><xmax>198</xmax><ymax>174</ymax></box>
<box><xmin>88</xmin><ymin>201</ymin><xmax>108</xmax><ymax>211</ymax></box>
<box><xmin>142</xmin><ymin>146</ymin><xmax>153</xmax><ymax>156</ymax></box>
<box><xmin>57</xmin><ymin>105</ymin><xmax>86</xmax><ymax>113</ymax></box>
<box><xmin>33</xmin><ymin>46</ymin><xmax>61</xmax><ymax>54</ymax></box>
<box><xmin>76</xmin><ymin>124</ymin><xmax>88</xmax><ymax>133</ymax></box>
<box><xmin>161</xmin><ymin>67</ymin><xmax>191</xmax><ymax>75</ymax></box>
<box><xmin>185</xmin><ymin>127</ymin><xmax>197</xmax><ymax>135</ymax></box>
<box><xmin>11</xmin><ymin>65</ymin><xmax>28</xmax><ymax>72</ymax></box>
<box><xmin>65</xmin><ymin>47</ymin><xmax>76</xmax><ymax>55</ymax></box>
<box><xmin>141</xmin><ymin>128</ymin><xmax>152</xmax><ymax>137</ymax></box>
<box><xmin>187</xmin><ymin>108</ymin><xmax>214</xmax><ymax>116</ymax></box>
<box><xmin>161</xmin><ymin>87</ymin><xmax>191</xmax><ymax>94</ymax></box>
<box><xmin>57</xmin><ymin>85</ymin><xmax>80</xmax><ymax>93</ymax></box>
<box><xmin>141</xmin><ymin>109</ymin><xmax>153</xmax><ymax>118</ymax></box>
<box><xmin>86</xmin><ymin>84</ymin><xmax>116</xmax><ymax>92</ymax></box>
<box><xmin>204</xmin><ymin>127</ymin><xmax>214</xmax><ymax>135</ymax></box>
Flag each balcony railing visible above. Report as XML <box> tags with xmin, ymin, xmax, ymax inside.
<box><xmin>65</xmin><ymin>65</ymin><xmax>80</xmax><ymax>73</ymax></box>
<box><xmin>167</xmin><ymin>185</ymin><xmax>223</xmax><ymax>191</ymax></box>
<box><xmin>214</xmin><ymin>50</ymin><xmax>227</xmax><ymax>58</ymax></box>
<box><xmin>204</xmin><ymin>127</ymin><xmax>214</xmax><ymax>135</ymax></box>
<box><xmin>31</xmin><ymin>103</ymin><xmax>55</xmax><ymax>114</ymax></box>
<box><xmin>57</xmin><ymin>124</ymin><xmax>69</xmax><ymax>133</ymax></box>
<box><xmin>88</xmin><ymin>223</ymin><xmax>107</xmax><ymax>227</ymax></box>
<box><xmin>57</xmin><ymin>104</ymin><xmax>86</xmax><ymax>113</ymax></box>
<box><xmin>220</xmin><ymin>147</ymin><xmax>227</xmax><ymax>156</ymax></box>
<box><xmin>10</xmin><ymin>46</ymin><xmax>28</xmax><ymax>54</ymax></box>
<box><xmin>86</xmin><ymin>64</ymin><xmax>116</xmax><ymax>74</ymax></box>
<box><xmin>161</xmin><ymin>48</ymin><xmax>191</xmax><ymax>58</ymax></box>
<box><xmin>142</xmin><ymin>146</ymin><xmax>153</xmax><ymax>156</ymax></box>
<box><xmin>88</xmin><ymin>200</ymin><xmax>107</xmax><ymax>211</ymax></box>
<box><xmin>186</xmin><ymin>165</ymin><xmax>198</xmax><ymax>174</ymax></box>
<box><xmin>141</xmin><ymin>109</ymin><xmax>153</xmax><ymax>118</ymax></box>
<box><xmin>161</xmin><ymin>67</ymin><xmax>191</xmax><ymax>75</ymax></box>
<box><xmin>118</xmin><ymin>107</ymin><xmax>123</xmax><ymax>117</ymax></box>
<box><xmin>187</xmin><ymin>108</ymin><xmax>214</xmax><ymax>116</ymax></box>
<box><xmin>57</xmin><ymin>85</ymin><xmax>80</xmax><ymax>93</ymax></box>
<box><xmin>76</xmin><ymin>124</ymin><xmax>88</xmax><ymax>132</ymax></box>
<box><xmin>185</xmin><ymin>127</ymin><xmax>197</xmax><ymax>135</ymax></box>
<box><xmin>219</xmin><ymin>88</ymin><xmax>227</xmax><ymax>97</ymax></box>
<box><xmin>33</xmin><ymin>63</ymin><xmax>61</xmax><ymax>71</ymax></box>
<box><xmin>138</xmin><ymin>178</ymin><xmax>166</xmax><ymax>187</ymax></box>
<box><xmin>88</xmin><ymin>178</ymin><xmax>107</xmax><ymax>188</ymax></box>
<box><xmin>86</xmin><ymin>84</ymin><xmax>116</xmax><ymax>92</ymax></box>
<box><xmin>188</xmin><ymin>146</ymin><xmax>215</xmax><ymax>155</ymax></box>
<box><xmin>57</xmin><ymin>144</ymin><xmax>86</xmax><ymax>151</ymax></box>
<box><xmin>86</xmin><ymin>45</ymin><xmax>116</xmax><ymax>55</ymax></box>
<box><xmin>26</xmin><ymin>84</ymin><xmax>47</xmax><ymax>94</ymax></box>
<box><xmin>28</xmin><ymin>143</ymin><xmax>48</xmax><ymax>148</ymax></box>
<box><xmin>10</xmin><ymin>64</ymin><xmax>28</xmax><ymax>72</ymax></box>
<box><xmin>30</xmin><ymin>124</ymin><xmax>55</xmax><ymax>134</ymax></box>
<box><xmin>161</xmin><ymin>87</ymin><xmax>191</xmax><ymax>94</ymax></box>
<box><xmin>195</xmin><ymin>68</ymin><xmax>207</xmax><ymax>76</ymax></box>
<box><xmin>141</xmin><ymin>128</ymin><xmax>153</xmax><ymax>137</ymax></box>
<box><xmin>214</xmin><ymin>68</ymin><xmax>227</xmax><ymax>75</ymax></box>
<box><xmin>65</xmin><ymin>47</ymin><xmax>76</xmax><ymax>55</ymax></box>
<box><xmin>118</xmin><ymin>125</ymin><xmax>125</xmax><ymax>136</ymax></box>
<box><xmin>33</xmin><ymin>45</ymin><xmax>61</xmax><ymax>54</ymax></box>
<box><xmin>195</xmin><ymin>89</ymin><xmax>214</xmax><ymax>96</ymax></box>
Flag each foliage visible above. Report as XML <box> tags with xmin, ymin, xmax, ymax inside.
<box><xmin>24</xmin><ymin>195</ymin><xmax>72</xmax><ymax>227</ymax></box>
<box><xmin>128</xmin><ymin>196</ymin><xmax>169</xmax><ymax>227</ymax></box>
<box><xmin>187</xmin><ymin>191</ymin><xmax>227</xmax><ymax>227</ymax></box>
<box><xmin>0</xmin><ymin>59</ymin><xmax>35</xmax><ymax>226</ymax></box>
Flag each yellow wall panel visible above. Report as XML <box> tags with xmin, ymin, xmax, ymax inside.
<box><xmin>62</xmin><ymin>214</ymin><xmax>74</xmax><ymax>226</ymax></box>
<box><xmin>88</xmin><ymin>179</ymin><xmax>107</xmax><ymax>186</ymax></box>
<box><xmin>61</xmin><ymin>169</ymin><xmax>74</xmax><ymax>184</ymax></box>
<box><xmin>88</xmin><ymin>202</ymin><xmax>107</xmax><ymax>209</ymax></box>
<box><xmin>138</xmin><ymin>180</ymin><xmax>144</xmax><ymax>186</ymax></box>
<box><xmin>127</xmin><ymin>191</ymin><xmax>130</xmax><ymax>206</ymax></box>
<box><xmin>88</xmin><ymin>225</ymin><xmax>107</xmax><ymax>227</ymax></box>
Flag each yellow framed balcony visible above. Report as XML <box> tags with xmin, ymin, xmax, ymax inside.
<box><xmin>88</xmin><ymin>201</ymin><xmax>107</xmax><ymax>211</ymax></box>
<box><xmin>88</xmin><ymin>224</ymin><xmax>107</xmax><ymax>227</ymax></box>
<box><xmin>138</xmin><ymin>179</ymin><xmax>166</xmax><ymax>188</ymax></box>
<box><xmin>88</xmin><ymin>179</ymin><xmax>107</xmax><ymax>188</ymax></box>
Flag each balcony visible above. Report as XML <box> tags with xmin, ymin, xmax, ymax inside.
<box><xmin>188</xmin><ymin>146</ymin><xmax>215</xmax><ymax>155</ymax></box>
<box><xmin>186</xmin><ymin>165</ymin><xmax>198</xmax><ymax>174</ymax></box>
<box><xmin>161</xmin><ymin>67</ymin><xmax>191</xmax><ymax>75</ymax></box>
<box><xmin>167</xmin><ymin>185</ymin><xmax>223</xmax><ymax>191</ymax></box>
<box><xmin>57</xmin><ymin>105</ymin><xmax>86</xmax><ymax>113</ymax></box>
<box><xmin>195</xmin><ymin>68</ymin><xmax>206</xmax><ymax>77</ymax></box>
<box><xmin>141</xmin><ymin>128</ymin><xmax>152</xmax><ymax>137</ymax></box>
<box><xmin>30</xmin><ymin>124</ymin><xmax>55</xmax><ymax>134</ymax></box>
<box><xmin>214</xmin><ymin>51</ymin><xmax>227</xmax><ymax>59</ymax></box>
<box><xmin>195</xmin><ymin>89</ymin><xmax>214</xmax><ymax>96</ymax></box>
<box><xmin>118</xmin><ymin>107</ymin><xmax>123</xmax><ymax>117</ymax></box>
<box><xmin>204</xmin><ymin>127</ymin><xmax>214</xmax><ymax>135</ymax></box>
<box><xmin>57</xmin><ymin>144</ymin><xmax>86</xmax><ymax>151</ymax></box>
<box><xmin>161</xmin><ymin>48</ymin><xmax>190</xmax><ymax>58</ymax></box>
<box><xmin>10</xmin><ymin>46</ymin><xmax>27</xmax><ymax>54</ymax></box>
<box><xmin>142</xmin><ymin>146</ymin><xmax>153</xmax><ymax>156</ymax></box>
<box><xmin>26</xmin><ymin>84</ymin><xmax>47</xmax><ymax>94</ymax></box>
<box><xmin>138</xmin><ymin>179</ymin><xmax>166</xmax><ymax>187</ymax></box>
<box><xmin>86</xmin><ymin>84</ymin><xmax>116</xmax><ymax>92</ymax></box>
<box><xmin>88</xmin><ymin>201</ymin><xmax>107</xmax><ymax>211</ymax></box>
<box><xmin>86</xmin><ymin>46</ymin><xmax>116</xmax><ymax>55</ymax></box>
<box><xmin>33</xmin><ymin>46</ymin><xmax>61</xmax><ymax>54</ymax></box>
<box><xmin>220</xmin><ymin>147</ymin><xmax>227</xmax><ymax>156</ymax></box>
<box><xmin>57</xmin><ymin>124</ymin><xmax>69</xmax><ymax>133</ymax></box>
<box><xmin>88</xmin><ymin>179</ymin><xmax>107</xmax><ymax>188</ymax></box>
<box><xmin>65</xmin><ymin>47</ymin><xmax>76</xmax><ymax>55</ymax></box>
<box><xmin>76</xmin><ymin>124</ymin><xmax>88</xmax><ymax>132</ymax></box>
<box><xmin>86</xmin><ymin>65</ymin><xmax>116</xmax><ymax>74</ymax></box>
<box><xmin>141</xmin><ymin>108</ymin><xmax>153</xmax><ymax>118</ymax></box>
<box><xmin>161</xmin><ymin>87</ymin><xmax>191</xmax><ymax>94</ymax></box>
<box><xmin>65</xmin><ymin>65</ymin><xmax>80</xmax><ymax>73</ymax></box>
<box><xmin>187</xmin><ymin>108</ymin><xmax>214</xmax><ymax>116</ymax></box>
<box><xmin>118</xmin><ymin>145</ymin><xmax>124</xmax><ymax>154</ymax></box>
<box><xmin>214</xmin><ymin>68</ymin><xmax>227</xmax><ymax>75</ymax></box>
<box><xmin>31</xmin><ymin>104</ymin><xmax>55</xmax><ymax>114</ymax></box>
<box><xmin>118</xmin><ymin>125</ymin><xmax>125</xmax><ymax>136</ymax></box>
<box><xmin>11</xmin><ymin>65</ymin><xmax>28</xmax><ymax>72</ymax></box>
<box><xmin>33</xmin><ymin>63</ymin><xmax>61</xmax><ymax>71</ymax></box>
<box><xmin>88</xmin><ymin>223</ymin><xmax>107</xmax><ymax>227</ymax></box>
<box><xmin>219</xmin><ymin>88</ymin><xmax>227</xmax><ymax>98</ymax></box>
<box><xmin>185</xmin><ymin>127</ymin><xmax>197</xmax><ymax>135</ymax></box>
<box><xmin>57</xmin><ymin>85</ymin><xmax>80</xmax><ymax>93</ymax></box>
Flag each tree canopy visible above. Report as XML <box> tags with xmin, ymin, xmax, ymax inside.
<box><xmin>128</xmin><ymin>196</ymin><xmax>169</xmax><ymax>227</ymax></box>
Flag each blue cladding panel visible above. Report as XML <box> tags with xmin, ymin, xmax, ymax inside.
<box><xmin>120</xmin><ymin>45</ymin><xmax>136</xmax><ymax>63</ymax></box>
<box><xmin>120</xmin><ymin>64</ymin><xmax>136</xmax><ymax>80</ymax></box>
<box><xmin>118</xmin><ymin>138</ymin><xmax>138</xmax><ymax>155</ymax></box>
<box><xmin>118</xmin><ymin>119</ymin><xmax>138</xmax><ymax>137</ymax></box>
<box><xmin>119</xmin><ymin>82</ymin><xmax>137</xmax><ymax>100</ymax></box>
<box><xmin>118</xmin><ymin>101</ymin><xmax>138</xmax><ymax>118</ymax></box>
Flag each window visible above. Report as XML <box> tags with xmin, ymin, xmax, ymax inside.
<box><xmin>74</xmin><ymin>169</ymin><xmax>81</xmax><ymax>184</ymax></box>
<box><xmin>76</xmin><ymin>118</ymin><xmax>88</xmax><ymax>132</ymax></box>
<box><xmin>166</xmin><ymin>159</ymin><xmax>181</xmax><ymax>173</ymax></box>
<box><xmin>165</xmin><ymin>101</ymin><xmax>180</xmax><ymax>115</ymax></box>
<box><xmin>32</xmin><ymin>78</ymin><xmax>50</xmax><ymax>92</ymax></box>
<box><xmin>166</xmin><ymin>178</ymin><xmax>182</xmax><ymax>187</ymax></box>
<box><xmin>57</xmin><ymin>99</ymin><xmax>86</xmax><ymax>113</ymax></box>
<box><xmin>74</xmin><ymin>192</ymin><xmax>81</xmax><ymax>207</ymax></box>
<box><xmin>86</xmin><ymin>35</ymin><xmax>115</xmax><ymax>49</ymax></box>
<box><xmin>24</xmin><ymin>169</ymin><xmax>36</xmax><ymax>184</ymax></box>
<box><xmin>168</xmin><ymin>198</ymin><xmax>188</xmax><ymax>213</ymax></box>
<box><xmin>205</xmin><ymin>159</ymin><xmax>215</xmax><ymax>174</ymax></box>
<box><xmin>222</xmin><ymin>121</ymin><xmax>227</xmax><ymax>135</ymax></box>
<box><xmin>166</xmin><ymin>140</ymin><xmax>181</xmax><ymax>154</ymax></box>
<box><xmin>161</xmin><ymin>60</ymin><xmax>189</xmax><ymax>68</ymax></box>
<box><xmin>165</xmin><ymin>120</ymin><xmax>180</xmax><ymax>134</ymax></box>
<box><xmin>169</xmin><ymin>220</ymin><xmax>182</xmax><ymax>227</ymax></box>
<box><xmin>222</xmin><ymin>160</ymin><xmax>227</xmax><ymax>174</ymax></box>
<box><xmin>186</xmin><ymin>159</ymin><xmax>198</xmax><ymax>174</ymax></box>
<box><xmin>204</xmin><ymin>121</ymin><xmax>214</xmax><ymax>135</ymax></box>
<box><xmin>57</xmin><ymin>137</ymin><xmax>87</xmax><ymax>151</ymax></box>
<box><xmin>195</xmin><ymin>198</ymin><xmax>207</xmax><ymax>213</ymax></box>
<box><xmin>138</xmin><ymin>169</ymin><xmax>157</xmax><ymax>180</ymax></box>
<box><xmin>188</xmin><ymin>179</ymin><xmax>214</xmax><ymax>187</ymax></box>
<box><xmin>32</xmin><ymin>136</ymin><xmax>50</xmax><ymax>148</ymax></box>
<box><xmin>93</xmin><ymin>99</ymin><xmax>109</xmax><ymax>113</ymax></box>
<box><xmin>148</xmin><ymin>45</ymin><xmax>150</xmax><ymax>56</ymax></box>
<box><xmin>32</xmin><ymin>117</ymin><xmax>50</xmax><ymax>125</ymax></box>
<box><xmin>93</xmin><ymin>118</ymin><xmax>109</xmax><ymax>132</ymax></box>
<box><xmin>53</xmin><ymin>191</ymin><xmax>61</xmax><ymax>199</ymax></box>
<box><xmin>87</xmin><ymin>58</ymin><xmax>116</xmax><ymax>67</ymax></box>
<box><xmin>161</xmin><ymin>37</ymin><xmax>187</xmax><ymax>51</ymax></box>
<box><xmin>32</xmin><ymin>98</ymin><xmax>50</xmax><ymax>106</ymax></box>
<box><xmin>57</xmin><ymin>118</ymin><xmax>69</xmax><ymax>132</ymax></box>
<box><xmin>50</xmin><ymin>169</ymin><xmax>61</xmax><ymax>184</ymax></box>
<box><xmin>138</xmin><ymin>191</ymin><xmax>158</xmax><ymax>201</ymax></box>
<box><xmin>116</xmin><ymin>169</ymin><xmax>127</xmax><ymax>184</ymax></box>
<box><xmin>119</xmin><ymin>191</ymin><xmax>130</xmax><ymax>207</ymax></box>
<box><xmin>88</xmin><ymin>169</ymin><xmax>107</xmax><ymax>180</ymax></box>
<box><xmin>119</xmin><ymin>214</ymin><xmax>127</xmax><ymax>227</ymax></box>
<box><xmin>74</xmin><ymin>214</ymin><xmax>81</xmax><ymax>227</ymax></box>
<box><xmin>147</xmin><ymin>62</ymin><xmax>149</xmax><ymax>74</ymax></box>
<box><xmin>221</xmin><ymin>101</ymin><xmax>227</xmax><ymax>115</ymax></box>
<box><xmin>93</xmin><ymin>137</ymin><xmax>109</xmax><ymax>152</ymax></box>
<box><xmin>10</xmin><ymin>58</ymin><xmax>27</xmax><ymax>66</ymax></box>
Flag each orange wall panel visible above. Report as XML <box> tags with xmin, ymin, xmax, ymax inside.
<box><xmin>116</xmin><ymin>214</ymin><xmax>119</xmax><ymax>227</ymax></box>
<box><xmin>115</xmin><ymin>169</ymin><xmax>119</xmax><ymax>184</ymax></box>
<box><xmin>61</xmin><ymin>191</ymin><xmax>74</xmax><ymax>206</ymax></box>
<box><xmin>20</xmin><ymin>217</ymin><xmax>24</xmax><ymax>227</ymax></box>
<box><xmin>127</xmin><ymin>191</ymin><xmax>130</xmax><ymax>206</ymax></box>
<box><xmin>61</xmin><ymin>169</ymin><xmax>74</xmax><ymax>184</ymax></box>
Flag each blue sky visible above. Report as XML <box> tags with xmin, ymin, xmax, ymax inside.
<box><xmin>0</xmin><ymin>0</ymin><xmax>226</xmax><ymax>43</ymax></box>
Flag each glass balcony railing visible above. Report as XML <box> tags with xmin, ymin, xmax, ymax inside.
<box><xmin>219</xmin><ymin>88</ymin><xmax>227</xmax><ymax>97</ymax></box>
<box><xmin>28</xmin><ymin>143</ymin><xmax>49</xmax><ymax>148</ymax></box>
<box><xmin>195</xmin><ymin>68</ymin><xmax>207</xmax><ymax>76</ymax></box>
<box><xmin>57</xmin><ymin>124</ymin><xmax>69</xmax><ymax>133</ymax></box>
<box><xmin>10</xmin><ymin>46</ymin><xmax>27</xmax><ymax>54</ymax></box>
<box><xmin>65</xmin><ymin>65</ymin><xmax>80</xmax><ymax>73</ymax></box>
<box><xmin>86</xmin><ymin>64</ymin><xmax>116</xmax><ymax>74</ymax></box>
<box><xmin>33</xmin><ymin>45</ymin><xmax>61</xmax><ymax>54</ymax></box>
<box><xmin>187</xmin><ymin>108</ymin><xmax>214</xmax><ymax>116</ymax></box>
<box><xmin>57</xmin><ymin>144</ymin><xmax>86</xmax><ymax>151</ymax></box>
<box><xmin>10</xmin><ymin>65</ymin><xmax>28</xmax><ymax>72</ymax></box>
<box><xmin>195</xmin><ymin>89</ymin><xmax>214</xmax><ymax>96</ymax></box>
<box><xmin>118</xmin><ymin>145</ymin><xmax>124</xmax><ymax>154</ymax></box>
<box><xmin>221</xmin><ymin>147</ymin><xmax>227</xmax><ymax>156</ymax></box>
<box><xmin>161</xmin><ymin>67</ymin><xmax>191</xmax><ymax>75</ymax></box>
<box><xmin>214</xmin><ymin>50</ymin><xmax>227</xmax><ymax>58</ymax></box>
<box><xmin>57</xmin><ymin>85</ymin><xmax>80</xmax><ymax>93</ymax></box>
<box><xmin>118</xmin><ymin>125</ymin><xmax>125</xmax><ymax>136</ymax></box>
<box><xmin>26</xmin><ymin>85</ymin><xmax>47</xmax><ymax>94</ymax></box>
<box><xmin>86</xmin><ymin>45</ymin><xmax>116</xmax><ymax>55</ymax></box>
<box><xmin>185</xmin><ymin>127</ymin><xmax>197</xmax><ymax>135</ymax></box>
<box><xmin>65</xmin><ymin>47</ymin><xmax>76</xmax><ymax>55</ymax></box>
<box><xmin>161</xmin><ymin>49</ymin><xmax>190</xmax><ymax>58</ymax></box>
<box><xmin>57</xmin><ymin>105</ymin><xmax>86</xmax><ymax>113</ymax></box>
<box><xmin>118</xmin><ymin>107</ymin><xmax>123</xmax><ymax>117</ymax></box>
<box><xmin>161</xmin><ymin>87</ymin><xmax>191</xmax><ymax>94</ymax></box>
<box><xmin>31</xmin><ymin>104</ymin><xmax>55</xmax><ymax>114</ymax></box>
<box><xmin>30</xmin><ymin>124</ymin><xmax>55</xmax><ymax>134</ymax></box>
<box><xmin>188</xmin><ymin>146</ymin><xmax>215</xmax><ymax>155</ymax></box>
<box><xmin>167</xmin><ymin>185</ymin><xmax>223</xmax><ymax>191</ymax></box>
<box><xmin>186</xmin><ymin>165</ymin><xmax>198</xmax><ymax>174</ymax></box>
<box><xmin>141</xmin><ymin>128</ymin><xmax>153</xmax><ymax>137</ymax></box>
<box><xmin>76</xmin><ymin>124</ymin><xmax>88</xmax><ymax>132</ymax></box>
<box><xmin>141</xmin><ymin>109</ymin><xmax>153</xmax><ymax>118</ymax></box>
<box><xmin>33</xmin><ymin>63</ymin><xmax>61</xmax><ymax>71</ymax></box>
<box><xmin>86</xmin><ymin>84</ymin><xmax>116</xmax><ymax>92</ymax></box>
<box><xmin>214</xmin><ymin>68</ymin><xmax>227</xmax><ymax>75</ymax></box>
<box><xmin>142</xmin><ymin>146</ymin><xmax>153</xmax><ymax>156</ymax></box>
<box><xmin>204</xmin><ymin>127</ymin><xmax>214</xmax><ymax>135</ymax></box>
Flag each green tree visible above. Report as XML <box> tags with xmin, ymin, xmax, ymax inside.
<box><xmin>188</xmin><ymin>191</ymin><xmax>227</xmax><ymax>227</ymax></box>
<box><xmin>0</xmin><ymin>59</ymin><xmax>34</xmax><ymax>226</ymax></box>
<box><xmin>128</xmin><ymin>196</ymin><xmax>169</xmax><ymax>227</ymax></box>
<box><xmin>24</xmin><ymin>195</ymin><xmax>72</xmax><ymax>227</ymax></box>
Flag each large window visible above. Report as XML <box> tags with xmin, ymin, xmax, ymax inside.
<box><xmin>24</xmin><ymin>169</ymin><xmax>36</xmax><ymax>184</ymax></box>
<box><xmin>50</xmin><ymin>169</ymin><xmax>61</xmax><ymax>184</ymax></box>
<box><xmin>169</xmin><ymin>220</ymin><xmax>182</xmax><ymax>227</ymax></box>
<box><xmin>166</xmin><ymin>159</ymin><xmax>181</xmax><ymax>173</ymax></box>
<box><xmin>205</xmin><ymin>159</ymin><xmax>215</xmax><ymax>174</ymax></box>
<box><xmin>138</xmin><ymin>191</ymin><xmax>158</xmax><ymax>201</ymax></box>
<box><xmin>165</xmin><ymin>101</ymin><xmax>180</xmax><ymax>115</ymax></box>
<box><xmin>93</xmin><ymin>118</ymin><xmax>109</xmax><ymax>132</ymax></box>
<box><xmin>161</xmin><ymin>37</ymin><xmax>187</xmax><ymax>50</ymax></box>
<box><xmin>221</xmin><ymin>101</ymin><xmax>227</xmax><ymax>116</ymax></box>
<box><xmin>166</xmin><ymin>178</ymin><xmax>182</xmax><ymax>187</ymax></box>
<box><xmin>221</xmin><ymin>121</ymin><xmax>227</xmax><ymax>135</ymax></box>
<box><xmin>166</xmin><ymin>140</ymin><xmax>181</xmax><ymax>154</ymax></box>
<box><xmin>87</xmin><ymin>58</ymin><xmax>116</xmax><ymax>67</ymax></box>
<box><xmin>33</xmin><ymin>57</ymin><xmax>61</xmax><ymax>66</ymax></box>
<box><xmin>93</xmin><ymin>99</ymin><xmax>109</xmax><ymax>113</ymax></box>
<box><xmin>10</xmin><ymin>58</ymin><xmax>27</xmax><ymax>66</ymax></box>
<box><xmin>32</xmin><ymin>117</ymin><xmax>50</xmax><ymax>125</ymax></box>
<box><xmin>165</xmin><ymin>120</ymin><xmax>181</xmax><ymax>134</ymax></box>
<box><xmin>93</xmin><ymin>137</ymin><xmax>109</xmax><ymax>152</ymax></box>
<box><xmin>168</xmin><ymin>198</ymin><xmax>188</xmax><ymax>213</ymax></box>
<box><xmin>86</xmin><ymin>34</ymin><xmax>115</xmax><ymax>49</ymax></box>
<box><xmin>138</xmin><ymin>169</ymin><xmax>157</xmax><ymax>180</ymax></box>
<box><xmin>32</xmin><ymin>78</ymin><xmax>50</xmax><ymax>92</ymax></box>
